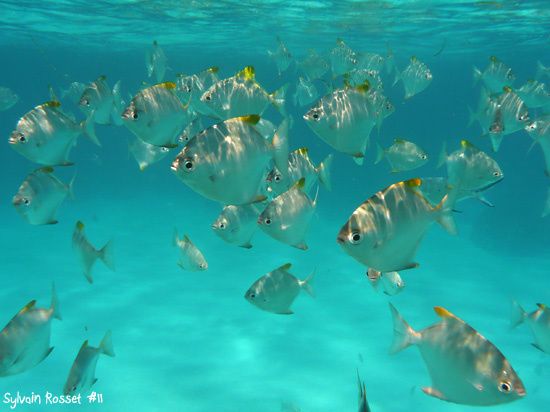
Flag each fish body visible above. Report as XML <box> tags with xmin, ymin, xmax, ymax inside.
<box><xmin>394</xmin><ymin>56</ymin><xmax>432</xmax><ymax>99</ymax></box>
<box><xmin>176</xmin><ymin>66</ymin><xmax>219</xmax><ymax>114</ymax></box>
<box><xmin>79</xmin><ymin>76</ymin><xmax>123</xmax><ymax>126</ymax></box>
<box><xmin>61</xmin><ymin>82</ymin><xmax>87</xmax><ymax>104</ymax></box>
<box><xmin>329</xmin><ymin>39</ymin><xmax>357</xmax><ymax>77</ymax></box>
<box><xmin>468</xmin><ymin>88</ymin><xmax>499</xmax><ymax>135</ymax></box>
<box><xmin>367</xmin><ymin>269</ymin><xmax>405</xmax><ymax>296</ymax></box>
<box><xmin>173</xmin><ymin>231</ymin><xmax>208</xmax><ymax>271</ymax></box>
<box><xmin>268</xmin><ymin>36</ymin><xmax>293</xmax><ymax>75</ymax></box>
<box><xmin>488</xmin><ymin>87</ymin><xmax>529</xmax><ymax>151</ymax></box>
<box><xmin>356</xmin><ymin>52</ymin><xmax>385</xmax><ymax>73</ymax></box>
<box><xmin>511</xmin><ymin>302</ymin><xmax>550</xmax><ymax>354</ymax></box>
<box><xmin>0</xmin><ymin>86</ymin><xmax>19</xmax><ymax>111</ymax></box>
<box><xmin>473</xmin><ymin>56</ymin><xmax>515</xmax><ymax>94</ymax></box>
<box><xmin>212</xmin><ymin>202</ymin><xmax>265</xmax><ymax>249</ymax></box>
<box><xmin>299</xmin><ymin>49</ymin><xmax>329</xmax><ymax>80</ymax></box>
<box><xmin>72</xmin><ymin>221</ymin><xmax>115</xmax><ymax>283</ymax></box>
<box><xmin>375</xmin><ymin>138</ymin><xmax>429</xmax><ymax>172</ymax></box>
<box><xmin>128</xmin><ymin>138</ymin><xmax>171</xmax><ymax>171</ymax></box>
<box><xmin>389</xmin><ymin>304</ymin><xmax>526</xmax><ymax>406</ymax></box>
<box><xmin>293</xmin><ymin>77</ymin><xmax>319</xmax><ymax>107</ymax></box>
<box><xmin>145</xmin><ymin>40</ymin><xmax>167</xmax><ymax>83</ymax></box>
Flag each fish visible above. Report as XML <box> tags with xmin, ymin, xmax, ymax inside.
<box><xmin>293</xmin><ymin>77</ymin><xmax>319</xmax><ymax>107</ymax></box>
<box><xmin>72</xmin><ymin>221</ymin><xmax>115</xmax><ymax>284</ymax></box>
<box><xmin>345</xmin><ymin>69</ymin><xmax>384</xmax><ymax>93</ymax></box>
<box><xmin>173</xmin><ymin>230</ymin><xmax>208</xmax><ymax>271</ymax></box>
<box><xmin>515</xmin><ymin>79</ymin><xmax>550</xmax><ymax>109</ymax></box>
<box><xmin>329</xmin><ymin>38</ymin><xmax>357</xmax><ymax>77</ymax></box>
<box><xmin>12</xmin><ymin>167</ymin><xmax>74</xmax><ymax>225</ymax></box>
<box><xmin>375</xmin><ymin>138</ymin><xmax>429</xmax><ymax>173</ymax></box>
<box><xmin>266</xmin><ymin>147</ymin><xmax>332</xmax><ymax>197</ymax></box>
<box><xmin>389</xmin><ymin>303</ymin><xmax>526</xmax><ymax>405</ymax></box>
<box><xmin>199</xmin><ymin>66</ymin><xmax>287</xmax><ymax>120</ymax></box>
<box><xmin>393</xmin><ymin>56</ymin><xmax>433</xmax><ymax>99</ymax></box>
<box><xmin>9</xmin><ymin>100</ymin><xmax>98</xmax><ymax>166</ymax></box>
<box><xmin>63</xmin><ymin>331</ymin><xmax>115</xmax><ymax>395</ymax></box>
<box><xmin>268</xmin><ymin>36</ymin><xmax>293</xmax><ymax>75</ymax></box>
<box><xmin>145</xmin><ymin>40</ymin><xmax>167</xmax><ymax>83</ymax></box>
<box><xmin>525</xmin><ymin>115</ymin><xmax>550</xmax><ymax>176</ymax></box>
<box><xmin>511</xmin><ymin>301</ymin><xmax>550</xmax><ymax>354</ymax></box>
<box><xmin>298</xmin><ymin>49</ymin><xmax>329</xmax><ymax>81</ymax></box>
<box><xmin>468</xmin><ymin>87</ymin><xmax>500</xmax><ymax>135</ymax></box>
<box><xmin>122</xmin><ymin>81</ymin><xmax>195</xmax><ymax>148</ymax></box>
<box><xmin>171</xmin><ymin>115</ymin><xmax>288</xmax><ymax>205</ymax></box>
<box><xmin>244</xmin><ymin>263</ymin><xmax>314</xmax><ymax>314</ymax></box>
<box><xmin>211</xmin><ymin>201</ymin><xmax>266</xmax><ymax>249</ymax></box>
<box><xmin>367</xmin><ymin>269</ymin><xmax>405</xmax><ymax>296</ymax></box>
<box><xmin>357</xmin><ymin>371</ymin><xmax>371</xmax><ymax>412</ymax></box>
<box><xmin>79</xmin><ymin>75</ymin><xmax>124</xmax><ymax>126</ymax></box>
<box><xmin>258</xmin><ymin>178</ymin><xmax>317</xmax><ymax>250</ymax></box>
<box><xmin>357</xmin><ymin>52</ymin><xmax>385</xmax><ymax>72</ymax></box>
<box><xmin>337</xmin><ymin>178</ymin><xmax>456</xmax><ymax>273</ymax></box>
<box><xmin>128</xmin><ymin>138</ymin><xmax>172</xmax><ymax>171</ymax></box>
<box><xmin>0</xmin><ymin>86</ymin><xmax>19</xmax><ymax>111</ymax></box>
<box><xmin>0</xmin><ymin>284</ymin><xmax>61</xmax><ymax>376</ymax></box>
<box><xmin>536</xmin><ymin>60</ymin><xmax>550</xmax><ymax>80</ymax></box>
<box><xmin>176</xmin><ymin>66</ymin><xmax>219</xmax><ymax>114</ymax></box>
<box><xmin>177</xmin><ymin>117</ymin><xmax>205</xmax><ymax>146</ymax></box>
<box><xmin>488</xmin><ymin>86</ymin><xmax>529</xmax><ymax>151</ymax></box>
<box><xmin>473</xmin><ymin>56</ymin><xmax>515</xmax><ymax>94</ymax></box>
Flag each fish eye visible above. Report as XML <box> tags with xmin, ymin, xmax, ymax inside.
<box><xmin>219</xmin><ymin>222</ymin><xmax>226</xmax><ymax>230</ymax></box>
<box><xmin>249</xmin><ymin>293</ymin><xmax>256</xmax><ymax>299</ymax></box>
<box><xmin>274</xmin><ymin>174</ymin><xmax>281</xmax><ymax>182</ymax></box>
<box><xmin>133</xmin><ymin>111</ymin><xmax>139</xmax><ymax>120</ymax></box>
<box><xmin>18</xmin><ymin>133</ymin><xmax>26</xmax><ymax>143</ymax></box>
<box><xmin>23</xmin><ymin>198</ymin><xmax>30</xmax><ymax>205</ymax></box>
<box><xmin>183</xmin><ymin>158</ymin><xmax>194</xmax><ymax>172</ymax></box>
<box><xmin>204</xmin><ymin>93</ymin><xmax>211</xmax><ymax>101</ymax></box>
<box><xmin>386</xmin><ymin>103</ymin><xmax>392</xmax><ymax>110</ymax></box>
<box><xmin>264</xmin><ymin>218</ymin><xmax>272</xmax><ymax>225</ymax></box>
<box><xmin>81</xmin><ymin>98</ymin><xmax>90</xmax><ymax>106</ymax></box>
<box><xmin>420</xmin><ymin>154</ymin><xmax>428</xmax><ymax>160</ymax></box>
<box><xmin>349</xmin><ymin>231</ymin><xmax>362</xmax><ymax>244</ymax></box>
<box><xmin>493</xmin><ymin>171</ymin><xmax>501</xmax><ymax>177</ymax></box>
<box><xmin>498</xmin><ymin>381</ymin><xmax>512</xmax><ymax>393</ymax></box>
<box><xmin>161</xmin><ymin>147</ymin><xmax>169</xmax><ymax>153</ymax></box>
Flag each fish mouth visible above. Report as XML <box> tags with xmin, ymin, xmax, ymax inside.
<box><xmin>170</xmin><ymin>159</ymin><xmax>180</xmax><ymax>172</ymax></box>
<box><xmin>336</xmin><ymin>235</ymin><xmax>345</xmax><ymax>244</ymax></box>
<box><xmin>8</xmin><ymin>132</ymin><xmax>22</xmax><ymax>145</ymax></box>
<box><xmin>516</xmin><ymin>386</ymin><xmax>526</xmax><ymax>397</ymax></box>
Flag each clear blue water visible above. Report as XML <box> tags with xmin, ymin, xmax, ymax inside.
<box><xmin>0</xmin><ymin>1</ymin><xmax>549</xmax><ymax>411</ymax></box>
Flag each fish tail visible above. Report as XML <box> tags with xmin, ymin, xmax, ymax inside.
<box><xmin>272</xmin><ymin>118</ymin><xmax>289</xmax><ymax>178</ymax></box>
<box><xmin>436</xmin><ymin>141</ymin><xmax>447</xmax><ymax>169</ymax></box>
<box><xmin>299</xmin><ymin>270</ymin><xmax>316</xmax><ymax>298</ymax></box>
<box><xmin>434</xmin><ymin>191</ymin><xmax>458</xmax><ymax>235</ymax></box>
<box><xmin>388</xmin><ymin>303</ymin><xmax>418</xmax><ymax>354</ymax></box>
<box><xmin>99</xmin><ymin>239</ymin><xmax>115</xmax><ymax>271</ymax></box>
<box><xmin>270</xmin><ymin>83</ymin><xmax>289</xmax><ymax>116</ymax></box>
<box><xmin>99</xmin><ymin>330</ymin><xmax>115</xmax><ymax>357</ymax></box>
<box><xmin>510</xmin><ymin>300</ymin><xmax>527</xmax><ymax>329</ymax></box>
<box><xmin>81</xmin><ymin>116</ymin><xmax>101</xmax><ymax>147</ymax></box>
<box><xmin>374</xmin><ymin>141</ymin><xmax>384</xmax><ymax>165</ymax></box>
<box><xmin>367</xmin><ymin>268</ymin><xmax>382</xmax><ymax>291</ymax></box>
<box><xmin>316</xmin><ymin>153</ymin><xmax>333</xmax><ymax>191</ymax></box>
<box><xmin>489</xmin><ymin>131</ymin><xmax>503</xmax><ymax>152</ymax></box>
<box><xmin>51</xmin><ymin>282</ymin><xmax>62</xmax><ymax>321</ymax></box>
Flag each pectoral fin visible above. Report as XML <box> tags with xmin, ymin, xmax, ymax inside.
<box><xmin>422</xmin><ymin>387</ymin><xmax>447</xmax><ymax>400</ymax></box>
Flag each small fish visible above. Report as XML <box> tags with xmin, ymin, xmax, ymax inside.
<box><xmin>356</xmin><ymin>52</ymin><xmax>385</xmax><ymax>73</ymax></box>
<box><xmin>299</xmin><ymin>49</ymin><xmax>329</xmax><ymax>81</ymax></box>
<box><xmin>0</xmin><ymin>86</ymin><xmax>19</xmax><ymax>111</ymax></box>
<box><xmin>394</xmin><ymin>56</ymin><xmax>433</xmax><ymax>99</ymax></box>
<box><xmin>199</xmin><ymin>66</ymin><xmax>287</xmax><ymax>120</ymax></box>
<box><xmin>176</xmin><ymin>66</ymin><xmax>219</xmax><ymax>113</ymax></box>
<box><xmin>145</xmin><ymin>40</ymin><xmax>167</xmax><ymax>83</ymax></box>
<box><xmin>128</xmin><ymin>138</ymin><xmax>172</xmax><ymax>171</ymax></box>
<box><xmin>244</xmin><ymin>263</ymin><xmax>314</xmax><ymax>315</ymax></box>
<box><xmin>389</xmin><ymin>304</ymin><xmax>526</xmax><ymax>405</ymax></box>
<box><xmin>212</xmin><ymin>201</ymin><xmax>265</xmax><ymax>249</ymax></box>
<box><xmin>63</xmin><ymin>331</ymin><xmax>115</xmax><ymax>395</ymax></box>
<box><xmin>9</xmin><ymin>101</ymin><xmax>98</xmax><ymax>166</ymax></box>
<box><xmin>511</xmin><ymin>301</ymin><xmax>550</xmax><ymax>354</ymax></box>
<box><xmin>337</xmin><ymin>178</ymin><xmax>456</xmax><ymax>272</ymax></box>
<box><xmin>12</xmin><ymin>167</ymin><xmax>74</xmax><ymax>225</ymax></box>
<box><xmin>61</xmin><ymin>82</ymin><xmax>87</xmax><ymax>104</ymax></box>
<box><xmin>473</xmin><ymin>56</ymin><xmax>515</xmax><ymax>94</ymax></box>
<box><xmin>329</xmin><ymin>39</ymin><xmax>357</xmax><ymax>77</ymax></box>
<box><xmin>515</xmin><ymin>79</ymin><xmax>550</xmax><ymax>109</ymax></box>
<box><xmin>258</xmin><ymin>178</ymin><xmax>317</xmax><ymax>250</ymax></box>
<box><xmin>79</xmin><ymin>75</ymin><xmax>124</xmax><ymax>126</ymax></box>
<box><xmin>468</xmin><ymin>88</ymin><xmax>500</xmax><ymax>135</ymax></box>
<box><xmin>72</xmin><ymin>221</ymin><xmax>115</xmax><ymax>284</ymax></box>
<box><xmin>293</xmin><ymin>77</ymin><xmax>319</xmax><ymax>107</ymax></box>
<box><xmin>357</xmin><ymin>371</ymin><xmax>371</xmax><ymax>412</ymax></box>
<box><xmin>345</xmin><ymin>69</ymin><xmax>384</xmax><ymax>93</ymax></box>
<box><xmin>268</xmin><ymin>36</ymin><xmax>293</xmax><ymax>75</ymax></box>
<box><xmin>367</xmin><ymin>269</ymin><xmax>405</xmax><ymax>296</ymax></box>
<box><xmin>266</xmin><ymin>147</ymin><xmax>332</xmax><ymax>197</ymax></box>
<box><xmin>375</xmin><ymin>138</ymin><xmax>429</xmax><ymax>173</ymax></box>
<box><xmin>172</xmin><ymin>115</ymin><xmax>288</xmax><ymax>205</ymax></box>
<box><xmin>177</xmin><ymin>117</ymin><xmax>205</xmax><ymax>146</ymax></box>
<box><xmin>525</xmin><ymin>115</ymin><xmax>550</xmax><ymax>176</ymax></box>
<box><xmin>122</xmin><ymin>82</ymin><xmax>195</xmax><ymax>148</ymax></box>
<box><xmin>488</xmin><ymin>86</ymin><xmax>529</xmax><ymax>151</ymax></box>
<box><xmin>536</xmin><ymin>60</ymin><xmax>550</xmax><ymax>80</ymax></box>
<box><xmin>173</xmin><ymin>230</ymin><xmax>208</xmax><ymax>271</ymax></box>
<box><xmin>0</xmin><ymin>284</ymin><xmax>61</xmax><ymax>376</ymax></box>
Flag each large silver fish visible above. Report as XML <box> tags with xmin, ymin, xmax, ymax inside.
<box><xmin>145</xmin><ymin>40</ymin><xmax>167</xmax><ymax>83</ymax></box>
<box><xmin>72</xmin><ymin>221</ymin><xmax>115</xmax><ymax>284</ymax></box>
<box><xmin>171</xmin><ymin>115</ymin><xmax>288</xmax><ymax>205</ymax></box>
<box><xmin>244</xmin><ymin>263</ymin><xmax>314</xmax><ymax>315</ymax></box>
<box><xmin>173</xmin><ymin>230</ymin><xmax>208</xmax><ymax>271</ymax></box>
<box><xmin>473</xmin><ymin>56</ymin><xmax>515</xmax><ymax>94</ymax></box>
<box><xmin>79</xmin><ymin>75</ymin><xmax>124</xmax><ymax>126</ymax></box>
<box><xmin>0</xmin><ymin>86</ymin><xmax>19</xmax><ymax>111</ymax></box>
<box><xmin>511</xmin><ymin>301</ymin><xmax>550</xmax><ymax>354</ymax></box>
<box><xmin>394</xmin><ymin>56</ymin><xmax>432</xmax><ymax>99</ymax></box>
<box><xmin>122</xmin><ymin>82</ymin><xmax>195</xmax><ymax>148</ymax></box>
<box><xmin>0</xmin><ymin>284</ymin><xmax>61</xmax><ymax>376</ymax></box>
<box><xmin>375</xmin><ymin>138</ymin><xmax>429</xmax><ymax>173</ymax></box>
<box><xmin>63</xmin><ymin>331</ymin><xmax>115</xmax><ymax>395</ymax></box>
<box><xmin>212</xmin><ymin>201</ymin><xmax>265</xmax><ymax>249</ymax></box>
<box><xmin>389</xmin><ymin>304</ymin><xmax>526</xmax><ymax>405</ymax></box>
<box><xmin>12</xmin><ymin>167</ymin><xmax>74</xmax><ymax>225</ymax></box>
<box><xmin>337</xmin><ymin>178</ymin><xmax>456</xmax><ymax>272</ymax></box>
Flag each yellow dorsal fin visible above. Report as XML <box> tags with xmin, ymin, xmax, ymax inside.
<box><xmin>76</xmin><ymin>221</ymin><xmax>85</xmax><ymax>231</ymax></box>
<box><xmin>43</xmin><ymin>101</ymin><xmax>61</xmax><ymax>108</ymax></box>
<box><xmin>537</xmin><ymin>303</ymin><xmax>547</xmax><ymax>310</ymax></box>
<box><xmin>460</xmin><ymin>139</ymin><xmax>474</xmax><ymax>149</ymax></box>
<box><xmin>410</xmin><ymin>56</ymin><xmax>418</xmax><ymax>62</ymax></box>
<box><xmin>158</xmin><ymin>81</ymin><xmax>177</xmax><ymax>90</ymax></box>
<box><xmin>293</xmin><ymin>177</ymin><xmax>306</xmax><ymax>190</ymax></box>
<box><xmin>343</xmin><ymin>78</ymin><xmax>352</xmax><ymax>89</ymax></box>
<box><xmin>98</xmin><ymin>75</ymin><xmax>107</xmax><ymax>81</ymax></box>
<box><xmin>238</xmin><ymin>114</ymin><xmax>260</xmax><ymax>125</ymax></box>
<box><xmin>490</xmin><ymin>55</ymin><xmax>498</xmax><ymax>63</ymax></box>
<box><xmin>355</xmin><ymin>80</ymin><xmax>370</xmax><ymax>93</ymax></box>
<box><xmin>503</xmin><ymin>85</ymin><xmax>512</xmax><ymax>93</ymax></box>
<box><xmin>20</xmin><ymin>300</ymin><xmax>37</xmax><ymax>314</ymax></box>
<box><xmin>405</xmin><ymin>178</ymin><xmax>422</xmax><ymax>188</ymax></box>
<box><xmin>237</xmin><ymin>66</ymin><xmax>255</xmax><ymax>81</ymax></box>
<box><xmin>40</xmin><ymin>166</ymin><xmax>55</xmax><ymax>173</ymax></box>
<box><xmin>394</xmin><ymin>138</ymin><xmax>406</xmax><ymax>144</ymax></box>
<box><xmin>434</xmin><ymin>306</ymin><xmax>455</xmax><ymax>318</ymax></box>
<box><xmin>277</xmin><ymin>263</ymin><xmax>292</xmax><ymax>271</ymax></box>
<box><xmin>296</xmin><ymin>147</ymin><xmax>309</xmax><ymax>156</ymax></box>
<box><xmin>207</xmin><ymin>66</ymin><xmax>219</xmax><ymax>74</ymax></box>
<box><xmin>336</xmin><ymin>38</ymin><xmax>345</xmax><ymax>45</ymax></box>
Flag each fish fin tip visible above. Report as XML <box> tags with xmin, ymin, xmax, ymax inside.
<box><xmin>50</xmin><ymin>283</ymin><xmax>62</xmax><ymax>320</ymax></box>
<box><xmin>100</xmin><ymin>330</ymin><xmax>115</xmax><ymax>357</ymax></box>
<box><xmin>388</xmin><ymin>303</ymin><xmax>418</xmax><ymax>354</ymax></box>
<box><xmin>422</xmin><ymin>387</ymin><xmax>447</xmax><ymax>400</ymax></box>
<box><xmin>99</xmin><ymin>239</ymin><xmax>115</xmax><ymax>271</ymax></box>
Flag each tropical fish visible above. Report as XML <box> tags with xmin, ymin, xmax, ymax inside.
<box><xmin>128</xmin><ymin>138</ymin><xmax>172</xmax><ymax>171</ymax></box>
<box><xmin>63</xmin><ymin>331</ymin><xmax>115</xmax><ymax>395</ymax></box>
<box><xmin>488</xmin><ymin>87</ymin><xmax>529</xmax><ymax>151</ymax></box>
<box><xmin>0</xmin><ymin>86</ymin><xmax>19</xmax><ymax>111</ymax></box>
<box><xmin>79</xmin><ymin>75</ymin><xmax>124</xmax><ymax>126</ymax></box>
<box><xmin>0</xmin><ymin>284</ymin><xmax>61</xmax><ymax>376</ymax></box>
<box><xmin>337</xmin><ymin>178</ymin><xmax>456</xmax><ymax>272</ymax></box>
<box><xmin>72</xmin><ymin>221</ymin><xmax>115</xmax><ymax>284</ymax></box>
<box><xmin>293</xmin><ymin>77</ymin><xmax>319</xmax><ymax>107</ymax></box>
<box><xmin>244</xmin><ymin>263</ymin><xmax>314</xmax><ymax>314</ymax></box>
<box><xmin>211</xmin><ymin>201</ymin><xmax>265</xmax><ymax>249</ymax></box>
<box><xmin>515</xmin><ymin>79</ymin><xmax>550</xmax><ymax>108</ymax></box>
<box><xmin>176</xmin><ymin>66</ymin><xmax>219</xmax><ymax>113</ymax></box>
<box><xmin>394</xmin><ymin>56</ymin><xmax>433</xmax><ymax>99</ymax></box>
<box><xmin>145</xmin><ymin>40</ymin><xmax>167</xmax><ymax>83</ymax></box>
<box><xmin>511</xmin><ymin>301</ymin><xmax>550</xmax><ymax>354</ymax></box>
<box><xmin>172</xmin><ymin>115</ymin><xmax>288</xmax><ymax>205</ymax></box>
<box><xmin>266</xmin><ymin>148</ymin><xmax>332</xmax><ymax>197</ymax></box>
<box><xmin>473</xmin><ymin>56</ymin><xmax>515</xmax><ymax>94</ymax></box>
<box><xmin>173</xmin><ymin>230</ymin><xmax>208</xmax><ymax>271</ymax></box>
<box><xmin>177</xmin><ymin>117</ymin><xmax>205</xmax><ymax>147</ymax></box>
<box><xmin>199</xmin><ymin>66</ymin><xmax>287</xmax><ymax>120</ymax></box>
<box><xmin>258</xmin><ymin>178</ymin><xmax>317</xmax><ymax>250</ymax></box>
<box><xmin>329</xmin><ymin>39</ymin><xmax>357</xmax><ymax>77</ymax></box>
<box><xmin>268</xmin><ymin>36</ymin><xmax>293</xmax><ymax>75</ymax></box>
<box><xmin>367</xmin><ymin>269</ymin><xmax>405</xmax><ymax>296</ymax></box>
<box><xmin>12</xmin><ymin>167</ymin><xmax>74</xmax><ymax>225</ymax></box>
<box><xmin>345</xmin><ymin>69</ymin><xmax>384</xmax><ymax>93</ymax></box>
<box><xmin>525</xmin><ymin>115</ymin><xmax>550</xmax><ymax>176</ymax></box>
<box><xmin>299</xmin><ymin>49</ymin><xmax>329</xmax><ymax>81</ymax></box>
<box><xmin>357</xmin><ymin>371</ymin><xmax>371</xmax><ymax>412</ymax></box>
<box><xmin>468</xmin><ymin>87</ymin><xmax>500</xmax><ymax>135</ymax></box>
<box><xmin>9</xmin><ymin>101</ymin><xmax>98</xmax><ymax>166</ymax></box>
<box><xmin>375</xmin><ymin>138</ymin><xmax>429</xmax><ymax>173</ymax></box>
<box><xmin>389</xmin><ymin>303</ymin><xmax>526</xmax><ymax>405</ymax></box>
<box><xmin>356</xmin><ymin>52</ymin><xmax>385</xmax><ymax>73</ymax></box>
<box><xmin>536</xmin><ymin>60</ymin><xmax>550</xmax><ymax>80</ymax></box>
<box><xmin>122</xmin><ymin>82</ymin><xmax>195</xmax><ymax>148</ymax></box>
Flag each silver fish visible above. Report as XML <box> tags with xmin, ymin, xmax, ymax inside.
<box><xmin>244</xmin><ymin>263</ymin><xmax>314</xmax><ymax>315</ymax></box>
<box><xmin>79</xmin><ymin>75</ymin><xmax>124</xmax><ymax>126</ymax></box>
<box><xmin>356</xmin><ymin>52</ymin><xmax>385</xmax><ymax>73</ymax></box>
<box><xmin>345</xmin><ymin>69</ymin><xmax>384</xmax><ymax>93</ymax></box>
<box><xmin>211</xmin><ymin>201</ymin><xmax>265</xmax><ymax>249</ymax></box>
<box><xmin>511</xmin><ymin>302</ymin><xmax>550</xmax><ymax>354</ymax></box>
<box><xmin>468</xmin><ymin>88</ymin><xmax>500</xmax><ymax>136</ymax></box>
<box><xmin>63</xmin><ymin>331</ymin><xmax>115</xmax><ymax>395</ymax></box>
<box><xmin>12</xmin><ymin>167</ymin><xmax>74</xmax><ymax>225</ymax></box>
<box><xmin>329</xmin><ymin>39</ymin><xmax>357</xmax><ymax>77</ymax></box>
<box><xmin>299</xmin><ymin>49</ymin><xmax>329</xmax><ymax>81</ymax></box>
<box><xmin>420</xmin><ymin>177</ymin><xmax>495</xmax><ymax>209</ymax></box>
<box><xmin>515</xmin><ymin>79</ymin><xmax>550</xmax><ymax>109</ymax></box>
<box><xmin>473</xmin><ymin>56</ymin><xmax>515</xmax><ymax>94</ymax></box>
<box><xmin>375</xmin><ymin>138</ymin><xmax>429</xmax><ymax>173</ymax></box>
<box><xmin>366</xmin><ymin>269</ymin><xmax>405</xmax><ymax>296</ymax></box>
<box><xmin>177</xmin><ymin>117</ymin><xmax>205</xmax><ymax>147</ymax></box>
<box><xmin>0</xmin><ymin>284</ymin><xmax>61</xmax><ymax>376</ymax></box>
<box><xmin>122</xmin><ymin>81</ymin><xmax>195</xmax><ymax>148</ymax></box>
<box><xmin>525</xmin><ymin>115</ymin><xmax>550</xmax><ymax>176</ymax></box>
<box><xmin>145</xmin><ymin>40</ymin><xmax>167</xmax><ymax>83</ymax></box>
<box><xmin>394</xmin><ymin>56</ymin><xmax>432</xmax><ymax>99</ymax></box>
<box><xmin>258</xmin><ymin>178</ymin><xmax>317</xmax><ymax>250</ymax></box>
<box><xmin>268</xmin><ymin>36</ymin><xmax>293</xmax><ymax>75</ymax></box>
<box><xmin>0</xmin><ymin>86</ymin><xmax>19</xmax><ymax>111</ymax></box>
<box><xmin>128</xmin><ymin>138</ymin><xmax>172</xmax><ymax>171</ymax></box>
<box><xmin>171</xmin><ymin>115</ymin><xmax>288</xmax><ymax>205</ymax></box>
<box><xmin>389</xmin><ymin>304</ymin><xmax>526</xmax><ymax>405</ymax></box>
<box><xmin>488</xmin><ymin>87</ymin><xmax>529</xmax><ymax>151</ymax></box>
<box><xmin>357</xmin><ymin>371</ymin><xmax>371</xmax><ymax>412</ymax></box>
<box><xmin>173</xmin><ymin>230</ymin><xmax>208</xmax><ymax>271</ymax></box>
<box><xmin>72</xmin><ymin>221</ymin><xmax>115</xmax><ymax>284</ymax></box>
<box><xmin>293</xmin><ymin>77</ymin><xmax>318</xmax><ymax>107</ymax></box>
<box><xmin>337</xmin><ymin>178</ymin><xmax>456</xmax><ymax>272</ymax></box>
<box><xmin>176</xmin><ymin>66</ymin><xmax>219</xmax><ymax>114</ymax></box>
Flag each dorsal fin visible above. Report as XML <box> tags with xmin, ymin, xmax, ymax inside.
<box><xmin>355</xmin><ymin>80</ymin><xmax>370</xmax><ymax>93</ymax></box>
<box><xmin>158</xmin><ymin>81</ymin><xmax>177</xmax><ymax>90</ymax></box>
<box><xmin>237</xmin><ymin>66</ymin><xmax>255</xmax><ymax>81</ymax></box>
<box><xmin>277</xmin><ymin>263</ymin><xmax>292</xmax><ymax>271</ymax></box>
<box><xmin>40</xmin><ymin>166</ymin><xmax>55</xmax><ymax>174</ymax></box>
<box><xmin>238</xmin><ymin>114</ymin><xmax>260</xmax><ymax>125</ymax></box>
<box><xmin>206</xmin><ymin>66</ymin><xmax>219</xmax><ymax>74</ymax></box>
<box><xmin>76</xmin><ymin>221</ymin><xmax>85</xmax><ymax>231</ymax></box>
<box><xmin>295</xmin><ymin>147</ymin><xmax>309</xmax><ymax>157</ymax></box>
<box><xmin>394</xmin><ymin>138</ymin><xmax>406</xmax><ymax>144</ymax></box>
<box><xmin>434</xmin><ymin>306</ymin><xmax>456</xmax><ymax>318</ymax></box>
<box><xmin>460</xmin><ymin>139</ymin><xmax>474</xmax><ymax>149</ymax></box>
<box><xmin>292</xmin><ymin>177</ymin><xmax>306</xmax><ymax>191</ymax></box>
<box><xmin>19</xmin><ymin>300</ymin><xmax>37</xmax><ymax>314</ymax></box>
<box><xmin>42</xmin><ymin>101</ymin><xmax>61</xmax><ymax>108</ymax></box>
<box><xmin>490</xmin><ymin>55</ymin><xmax>498</xmax><ymax>63</ymax></box>
<box><xmin>404</xmin><ymin>178</ymin><xmax>422</xmax><ymax>188</ymax></box>
<box><xmin>537</xmin><ymin>303</ymin><xmax>547</xmax><ymax>310</ymax></box>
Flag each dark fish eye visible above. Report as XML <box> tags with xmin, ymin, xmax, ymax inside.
<box><xmin>249</xmin><ymin>293</ymin><xmax>256</xmax><ymax>299</ymax></box>
<box><xmin>499</xmin><ymin>381</ymin><xmax>512</xmax><ymax>393</ymax></box>
<box><xmin>219</xmin><ymin>223</ymin><xmax>225</xmax><ymax>229</ymax></box>
<box><xmin>265</xmin><ymin>218</ymin><xmax>272</xmax><ymax>225</ymax></box>
<box><xmin>274</xmin><ymin>175</ymin><xmax>281</xmax><ymax>182</ymax></box>
<box><xmin>183</xmin><ymin>159</ymin><xmax>194</xmax><ymax>171</ymax></box>
<box><xmin>19</xmin><ymin>133</ymin><xmax>26</xmax><ymax>143</ymax></box>
<box><xmin>205</xmin><ymin>94</ymin><xmax>211</xmax><ymax>101</ymax></box>
<box><xmin>493</xmin><ymin>171</ymin><xmax>500</xmax><ymax>177</ymax></box>
<box><xmin>420</xmin><ymin>154</ymin><xmax>427</xmax><ymax>160</ymax></box>
<box><xmin>133</xmin><ymin>112</ymin><xmax>138</xmax><ymax>120</ymax></box>
<box><xmin>349</xmin><ymin>231</ymin><xmax>362</xmax><ymax>244</ymax></box>
<box><xmin>22</xmin><ymin>198</ymin><xmax>30</xmax><ymax>205</ymax></box>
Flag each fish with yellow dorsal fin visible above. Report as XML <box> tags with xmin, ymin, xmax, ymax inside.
<box><xmin>329</xmin><ymin>38</ymin><xmax>357</xmax><ymax>77</ymax></box>
<box><xmin>393</xmin><ymin>56</ymin><xmax>432</xmax><ymax>99</ymax></box>
<box><xmin>176</xmin><ymin>67</ymin><xmax>220</xmax><ymax>114</ymax></box>
<box><xmin>473</xmin><ymin>56</ymin><xmax>515</xmax><ymax>94</ymax></box>
<box><xmin>72</xmin><ymin>221</ymin><xmax>115</xmax><ymax>284</ymax></box>
<box><xmin>173</xmin><ymin>230</ymin><xmax>208</xmax><ymax>271</ymax></box>
<box><xmin>375</xmin><ymin>138</ymin><xmax>429</xmax><ymax>173</ymax></box>
<box><xmin>487</xmin><ymin>87</ymin><xmax>529</xmax><ymax>151</ymax></box>
<box><xmin>79</xmin><ymin>75</ymin><xmax>124</xmax><ymax>126</ymax></box>
<box><xmin>388</xmin><ymin>303</ymin><xmax>526</xmax><ymax>405</ymax></box>
<box><xmin>211</xmin><ymin>200</ymin><xmax>266</xmax><ymax>249</ymax></box>
<box><xmin>511</xmin><ymin>301</ymin><xmax>550</xmax><ymax>354</ymax></box>
<box><xmin>145</xmin><ymin>40</ymin><xmax>167</xmax><ymax>83</ymax></box>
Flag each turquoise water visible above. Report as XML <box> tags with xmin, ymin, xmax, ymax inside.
<box><xmin>1</xmin><ymin>1</ymin><xmax>549</xmax><ymax>411</ymax></box>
